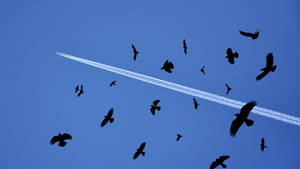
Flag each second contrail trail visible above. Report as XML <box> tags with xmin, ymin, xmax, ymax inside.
<box><xmin>57</xmin><ymin>52</ymin><xmax>300</xmax><ymax>127</ymax></box>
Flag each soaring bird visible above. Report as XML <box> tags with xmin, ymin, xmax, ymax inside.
<box><xmin>225</xmin><ymin>48</ymin><xmax>239</xmax><ymax>64</ymax></box>
<box><xmin>77</xmin><ymin>85</ymin><xmax>84</xmax><ymax>97</ymax></box>
<box><xmin>230</xmin><ymin>101</ymin><xmax>256</xmax><ymax>137</ymax></box>
<box><xmin>161</xmin><ymin>60</ymin><xmax>174</xmax><ymax>73</ymax></box>
<box><xmin>239</xmin><ymin>30</ymin><xmax>260</xmax><ymax>40</ymax></box>
<box><xmin>225</xmin><ymin>84</ymin><xmax>232</xmax><ymax>95</ymax></box>
<box><xmin>100</xmin><ymin>108</ymin><xmax>115</xmax><ymax>127</ymax></box>
<box><xmin>50</xmin><ymin>133</ymin><xmax>72</xmax><ymax>147</ymax></box>
<box><xmin>131</xmin><ymin>44</ymin><xmax>139</xmax><ymax>61</ymax></box>
<box><xmin>256</xmin><ymin>53</ymin><xmax>277</xmax><ymax>81</ymax></box>
<box><xmin>260</xmin><ymin>138</ymin><xmax>267</xmax><ymax>152</ymax></box>
<box><xmin>75</xmin><ymin>85</ymin><xmax>79</xmax><ymax>93</ymax></box>
<box><xmin>176</xmin><ymin>134</ymin><xmax>182</xmax><ymax>141</ymax></box>
<box><xmin>133</xmin><ymin>142</ymin><xmax>146</xmax><ymax>159</ymax></box>
<box><xmin>193</xmin><ymin>98</ymin><xmax>199</xmax><ymax>109</ymax></box>
<box><xmin>210</xmin><ymin>155</ymin><xmax>230</xmax><ymax>169</ymax></box>
<box><xmin>109</xmin><ymin>80</ymin><xmax>116</xmax><ymax>87</ymax></box>
<box><xmin>200</xmin><ymin>65</ymin><xmax>206</xmax><ymax>75</ymax></box>
<box><xmin>183</xmin><ymin>39</ymin><xmax>188</xmax><ymax>54</ymax></box>
<box><xmin>150</xmin><ymin>99</ymin><xmax>161</xmax><ymax>115</ymax></box>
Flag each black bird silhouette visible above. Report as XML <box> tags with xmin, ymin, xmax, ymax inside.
<box><xmin>131</xmin><ymin>44</ymin><xmax>139</xmax><ymax>61</ymax></box>
<box><xmin>133</xmin><ymin>142</ymin><xmax>146</xmax><ymax>159</ymax></box>
<box><xmin>225</xmin><ymin>48</ymin><xmax>239</xmax><ymax>64</ymax></box>
<box><xmin>193</xmin><ymin>98</ymin><xmax>199</xmax><ymax>109</ymax></box>
<box><xmin>210</xmin><ymin>155</ymin><xmax>230</xmax><ymax>169</ymax></box>
<box><xmin>75</xmin><ymin>85</ymin><xmax>79</xmax><ymax>93</ymax></box>
<box><xmin>50</xmin><ymin>133</ymin><xmax>72</xmax><ymax>147</ymax></box>
<box><xmin>200</xmin><ymin>65</ymin><xmax>206</xmax><ymax>75</ymax></box>
<box><xmin>100</xmin><ymin>108</ymin><xmax>115</xmax><ymax>127</ymax></box>
<box><xmin>239</xmin><ymin>30</ymin><xmax>260</xmax><ymax>40</ymax></box>
<box><xmin>260</xmin><ymin>138</ymin><xmax>267</xmax><ymax>152</ymax></box>
<box><xmin>109</xmin><ymin>80</ymin><xmax>116</xmax><ymax>87</ymax></box>
<box><xmin>256</xmin><ymin>53</ymin><xmax>277</xmax><ymax>81</ymax></box>
<box><xmin>230</xmin><ymin>101</ymin><xmax>256</xmax><ymax>137</ymax></box>
<box><xmin>77</xmin><ymin>85</ymin><xmax>84</xmax><ymax>97</ymax></box>
<box><xmin>183</xmin><ymin>39</ymin><xmax>188</xmax><ymax>54</ymax></box>
<box><xmin>161</xmin><ymin>60</ymin><xmax>174</xmax><ymax>73</ymax></box>
<box><xmin>225</xmin><ymin>84</ymin><xmax>232</xmax><ymax>95</ymax></box>
<box><xmin>150</xmin><ymin>99</ymin><xmax>161</xmax><ymax>115</ymax></box>
<box><xmin>176</xmin><ymin>134</ymin><xmax>182</xmax><ymax>141</ymax></box>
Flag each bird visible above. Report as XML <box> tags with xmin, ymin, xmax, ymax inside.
<box><xmin>225</xmin><ymin>84</ymin><xmax>232</xmax><ymax>95</ymax></box>
<box><xmin>131</xmin><ymin>44</ymin><xmax>139</xmax><ymax>61</ymax></box>
<box><xmin>100</xmin><ymin>108</ymin><xmax>115</xmax><ymax>127</ymax></box>
<box><xmin>230</xmin><ymin>101</ymin><xmax>256</xmax><ymax>137</ymax></box>
<box><xmin>200</xmin><ymin>65</ymin><xmax>206</xmax><ymax>75</ymax></box>
<box><xmin>50</xmin><ymin>133</ymin><xmax>72</xmax><ymax>147</ymax></box>
<box><xmin>256</xmin><ymin>53</ymin><xmax>277</xmax><ymax>81</ymax></box>
<box><xmin>77</xmin><ymin>85</ymin><xmax>84</xmax><ymax>97</ymax></box>
<box><xmin>239</xmin><ymin>30</ymin><xmax>260</xmax><ymax>40</ymax></box>
<box><xmin>225</xmin><ymin>48</ymin><xmax>239</xmax><ymax>64</ymax></box>
<box><xmin>161</xmin><ymin>60</ymin><xmax>174</xmax><ymax>73</ymax></box>
<box><xmin>210</xmin><ymin>155</ymin><xmax>230</xmax><ymax>169</ymax></box>
<box><xmin>75</xmin><ymin>85</ymin><xmax>79</xmax><ymax>93</ymax></box>
<box><xmin>133</xmin><ymin>142</ymin><xmax>146</xmax><ymax>159</ymax></box>
<box><xmin>176</xmin><ymin>134</ymin><xmax>182</xmax><ymax>141</ymax></box>
<box><xmin>150</xmin><ymin>99</ymin><xmax>161</xmax><ymax>115</ymax></box>
<box><xmin>109</xmin><ymin>80</ymin><xmax>116</xmax><ymax>87</ymax></box>
<box><xmin>193</xmin><ymin>98</ymin><xmax>199</xmax><ymax>109</ymax></box>
<box><xmin>183</xmin><ymin>39</ymin><xmax>188</xmax><ymax>54</ymax></box>
<box><xmin>260</xmin><ymin>138</ymin><xmax>267</xmax><ymax>152</ymax></box>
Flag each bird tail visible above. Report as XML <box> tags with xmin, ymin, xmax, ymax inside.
<box><xmin>234</xmin><ymin>52</ymin><xmax>239</xmax><ymax>58</ymax></box>
<box><xmin>157</xmin><ymin>106</ymin><xmax>161</xmax><ymax>111</ymax></box>
<box><xmin>271</xmin><ymin>65</ymin><xmax>276</xmax><ymax>72</ymax></box>
<box><xmin>59</xmin><ymin>141</ymin><xmax>66</xmax><ymax>147</ymax></box>
<box><xmin>141</xmin><ymin>152</ymin><xmax>145</xmax><ymax>156</ymax></box>
<box><xmin>109</xmin><ymin>118</ymin><xmax>114</xmax><ymax>123</ymax></box>
<box><xmin>221</xmin><ymin>163</ymin><xmax>227</xmax><ymax>168</ymax></box>
<box><xmin>245</xmin><ymin>119</ymin><xmax>254</xmax><ymax>126</ymax></box>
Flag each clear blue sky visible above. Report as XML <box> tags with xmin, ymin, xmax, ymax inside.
<box><xmin>1</xmin><ymin>0</ymin><xmax>299</xmax><ymax>169</ymax></box>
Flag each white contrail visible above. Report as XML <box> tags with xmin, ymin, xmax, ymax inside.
<box><xmin>57</xmin><ymin>52</ymin><xmax>300</xmax><ymax>127</ymax></box>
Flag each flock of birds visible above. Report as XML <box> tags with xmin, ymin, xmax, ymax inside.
<box><xmin>50</xmin><ymin>27</ymin><xmax>275</xmax><ymax>169</ymax></box>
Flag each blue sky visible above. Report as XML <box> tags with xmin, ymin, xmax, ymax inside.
<box><xmin>1</xmin><ymin>0</ymin><xmax>299</xmax><ymax>169</ymax></box>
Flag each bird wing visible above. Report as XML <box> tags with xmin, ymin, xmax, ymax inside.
<box><xmin>240</xmin><ymin>101</ymin><xmax>256</xmax><ymax>117</ymax></box>
<box><xmin>230</xmin><ymin>117</ymin><xmax>243</xmax><ymax>136</ymax></box>
<box><xmin>225</xmin><ymin>84</ymin><xmax>229</xmax><ymax>88</ymax></box>
<box><xmin>107</xmin><ymin>108</ymin><xmax>114</xmax><ymax>117</ymax></box>
<box><xmin>62</xmin><ymin>133</ymin><xmax>72</xmax><ymax>140</ymax></box>
<box><xmin>262</xmin><ymin>138</ymin><xmax>265</xmax><ymax>144</ymax></box>
<box><xmin>256</xmin><ymin>70</ymin><xmax>269</xmax><ymax>81</ymax></box>
<box><xmin>239</xmin><ymin>30</ymin><xmax>254</xmax><ymax>37</ymax></box>
<box><xmin>153</xmin><ymin>100</ymin><xmax>160</xmax><ymax>105</ymax></box>
<box><xmin>139</xmin><ymin>142</ymin><xmax>146</xmax><ymax>150</ymax></box>
<box><xmin>131</xmin><ymin>44</ymin><xmax>136</xmax><ymax>50</ymax></box>
<box><xmin>150</xmin><ymin>106</ymin><xmax>155</xmax><ymax>115</ymax></box>
<box><xmin>210</xmin><ymin>161</ymin><xmax>219</xmax><ymax>169</ymax></box>
<box><xmin>50</xmin><ymin>135</ymin><xmax>59</xmax><ymax>145</ymax></box>
<box><xmin>169</xmin><ymin>62</ymin><xmax>174</xmax><ymax>69</ymax></box>
<box><xmin>266</xmin><ymin>53</ymin><xmax>274</xmax><ymax>67</ymax></box>
<box><xmin>101</xmin><ymin>117</ymin><xmax>109</xmax><ymax>127</ymax></box>
<box><xmin>219</xmin><ymin>155</ymin><xmax>230</xmax><ymax>161</ymax></box>
<box><xmin>226</xmin><ymin>48</ymin><xmax>232</xmax><ymax>55</ymax></box>
<box><xmin>133</xmin><ymin>151</ymin><xmax>140</xmax><ymax>159</ymax></box>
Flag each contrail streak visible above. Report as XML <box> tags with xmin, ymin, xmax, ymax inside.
<box><xmin>57</xmin><ymin>52</ymin><xmax>300</xmax><ymax>127</ymax></box>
